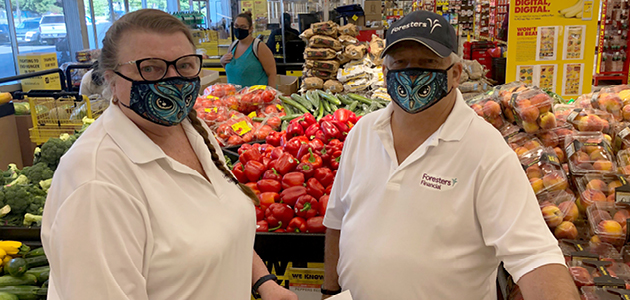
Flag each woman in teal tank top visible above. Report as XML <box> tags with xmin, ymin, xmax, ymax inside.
<box><xmin>221</xmin><ymin>12</ymin><xmax>277</xmax><ymax>87</ymax></box>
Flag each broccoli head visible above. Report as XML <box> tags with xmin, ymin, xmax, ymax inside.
<box><xmin>2</xmin><ymin>184</ymin><xmax>44</xmax><ymax>216</ymax></box>
<box><xmin>5</xmin><ymin>174</ymin><xmax>28</xmax><ymax>187</ymax></box>
<box><xmin>25</xmin><ymin>195</ymin><xmax>45</xmax><ymax>215</ymax></box>
<box><xmin>21</xmin><ymin>163</ymin><xmax>53</xmax><ymax>184</ymax></box>
<box><xmin>38</xmin><ymin>137</ymin><xmax>75</xmax><ymax>171</ymax></box>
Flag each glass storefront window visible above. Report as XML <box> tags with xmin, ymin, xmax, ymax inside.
<box><xmin>0</xmin><ymin>5</ymin><xmax>16</xmax><ymax>79</ymax></box>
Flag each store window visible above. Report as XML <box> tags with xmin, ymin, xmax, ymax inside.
<box><xmin>0</xmin><ymin>6</ymin><xmax>15</xmax><ymax>79</ymax></box>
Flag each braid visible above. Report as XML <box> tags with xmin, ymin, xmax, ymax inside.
<box><xmin>188</xmin><ymin>110</ymin><xmax>260</xmax><ymax>205</ymax></box>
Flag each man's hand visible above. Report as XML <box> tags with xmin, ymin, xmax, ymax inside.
<box><xmin>220</xmin><ymin>53</ymin><xmax>233</xmax><ymax>67</ymax></box>
<box><xmin>259</xmin><ymin>280</ymin><xmax>298</xmax><ymax>300</ymax></box>
<box><xmin>518</xmin><ymin>264</ymin><xmax>580</xmax><ymax>300</ymax></box>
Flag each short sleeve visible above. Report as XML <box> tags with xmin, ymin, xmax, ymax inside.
<box><xmin>475</xmin><ymin>152</ymin><xmax>565</xmax><ymax>282</ymax></box>
<box><xmin>42</xmin><ymin>181</ymin><xmax>150</xmax><ymax>300</ymax></box>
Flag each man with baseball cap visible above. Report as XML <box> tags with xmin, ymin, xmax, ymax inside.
<box><xmin>320</xmin><ymin>11</ymin><xmax>579</xmax><ymax>300</ymax></box>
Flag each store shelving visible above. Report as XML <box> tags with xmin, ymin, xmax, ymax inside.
<box><xmin>594</xmin><ymin>0</ymin><xmax>630</xmax><ymax>85</ymax></box>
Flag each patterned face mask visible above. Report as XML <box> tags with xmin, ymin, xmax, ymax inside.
<box><xmin>115</xmin><ymin>75</ymin><xmax>200</xmax><ymax>126</ymax></box>
<box><xmin>385</xmin><ymin>64</ymin><xmax>453</xmax><ymax>114</ymax></box>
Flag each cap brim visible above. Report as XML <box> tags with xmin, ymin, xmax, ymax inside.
<box><xmin>380</xmin><ymin>37</ymin><xmax>454</xmax><ymax>59</ymax></box>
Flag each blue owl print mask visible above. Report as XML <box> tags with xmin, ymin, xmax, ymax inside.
<box><xmin>117</xmin><ymin>76</ymin><xmax>200</xmax><ymax>126</ymax></box>
<box><xmin>386</xmin><ymin>65</ymin><xmax>453</xmax><ymax>114</ymax></box>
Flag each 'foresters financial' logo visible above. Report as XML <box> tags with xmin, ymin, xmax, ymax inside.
<box><xmin>390</xmin><ymin>18</ymin><xmax>443</xmax><ymax>34</ymax></box>
<box><xmin>420</xmin><ymin>173</ymin><xmax>457</xmax><ymax>191</ymax></box>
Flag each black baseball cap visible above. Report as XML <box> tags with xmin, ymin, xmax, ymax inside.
<box><xmin>381</xmin><ymin>11</ymin><xmax>457</xmax><ymax>59</ymax></box>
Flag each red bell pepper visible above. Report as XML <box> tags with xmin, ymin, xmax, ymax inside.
<box><xmin>317</xmin><ymin>147</ymin><xmax>331</xmax><ymax>166</ymax></box>
<box><xmin>261</xmin><ymin>157</ymin><xmax>271</xmax><ymax>169</ymax></box>
<box><xmin>306</xmin><ymin>178</ymin><xmax>325</xmax><ymax>199</ymax></box>
<box><xmin>314</xmin><ymin>130</ymin><xmax>326</xmax><ymax>142</ymax></box>
<box><xmin>295</xmin><ymin>195</ymin><xmax>320</xmax><ymax>219</ymax></box>
<box><xmin>330</xmin><ymin>150</ymin><xmax>342</xmax><ymax>170</ymax></box>
<box><xmin>268</xmin><ymin>160</ymin><xmax>277</xmax><ymax>171</ymax></box>
<box><xmin>280</xmin><ymin>133</ymin><xmax>288</xmax><ymax>147</ymax></box>
<box><xmin>262</xmin><ymin>169</ymin><xmax>281</xmax><ymax>181</ymax></box>
<box><xmin>320</xmin><ymin>120</ymin><xmax>341</xmax><ymax>141</ymax></box>
<box><xmin>301</xmin><ymin>148</ymin><xmax>323</xmax><ymax>169</ymax></box>
<box><xmin>333</xmin><ymin>108</ymin><xmax>353</xmax><ymax>124</ymax></box>
<box><xmin>286</xmin><ymin>122</ymin><xmax>305</xmax><ymax>139</ymax></box>
<box><xmin>244</xmin><ymin>160</ymin><xmax>266</xmax><ymax>182</ymax></box>
<box><xmin>305</xmin><ymin>123</ymin><xmax>320</xmax><ymax>140</ymax></box>
<box><xmin>255</xmin><ymin>206</ymin><xmax>265</xmax><ymax>221</ymax></box>
<box><xmin>286</xmin><ymin>217</ymin><xmax>308</xmax><ymax>233</ymax></box>
<box><xmin>319</xmin><ymin>195</ymin><xmax>329</xmax><ymax>216</ymax></box>
<box><xmin>275</xmin><ymin>153</ymin><xmax>298</xmax><ymax>175</ymax></box>
<box><xmin>306</xmin><ymin>216</ymin><xmax>326</xmax><ymax>233</ymax></box>
<box><xmin>270</xmin><ymin>147</ymin><xmax>284</xmax><ymax>160</ymax></box>
<box><xmin>325</xmin><ymin>185</ymin><xmax>332</xmax><ymax>195</ymax></box>
<box><xmin>320</xmin><ymin>114</ymin><xmax>334</xmax><ymax>123</ymax></box>
<box><xmin>232</xmin><ymin>162</ymin><xmax>248</xmax><ymax>183</ymax></box>
<box><xmin>240</xmin><ymin>148</ymin><xmax>262</xmax><ymax>165</ymax></box>
<box><xmin>258</xmin><ymin>192</ymin><xmax>279</xmax><ymax>211</ymax></box>
<box><xmin>280</xmin><ymin>186</ymin><xmax>307</xmax><ymax>206</ymax></box>
<box><xmin>238</xmin><ymin>143</ymin><xmax>252</xmax><ymax>155</ymax></box>
<box><xmin>328</xmin><ymin>139</ymin><xmax>344</xmax><ymax>151</ymax></box>
<box><xmin>265</xmin><ymin>203</ymin><xmax>294</xmax><ymax>229</ymax></box>
<box><xmin>309</xmin><ymin>138</ymin><xmax>325</xmax><ymax>152</ymax></box>
<box><xmin>274</xmin><ymin>228</ymin><xmax>287</xmax><ymax>233</ymax></box>
<box><xmin>331</xmin><ymin>121</ymin><xmax>350</xmax><ymax>141</ymax></box>
<box><xmin>257</xmin><ymin>179</ymin><xmax>282</xmax><ymax>193</ymax></box>
<box><xmin>256</xmin><ymin>220</ymin><xmax>269</xmax><ymax>232</ymax></box>
<box><xmin>245</xmin><ymin>182</ymin><xmax>261</xmax><ymax>195</ymax></box>
<box><xmin>296</xmin><ymin>143</ymin><xmax>313</xmax><ymax>161</ymax></box>
<box><xmin>282</xmin><ymin>172</ymin><xmax>305</xmax><ymax>189</ymax></box>
<box><xmin>348</xmin><ymin>112</ymin><xmax>358</xmax><ymax>124</ymax></box>
<box><xmin>284</xmin><ymin>136</ymin><xmax>307</xmax><ymax>157</ymax></box>
<box><xmin>314</xmin><ymin>168</ymin><xmax>335</xmax><ymax>187</ymax></box>
<box><xmin>299</xmin><ymin>113</ymin><xmax>317</xmax><ymax>129</ymax></box>
<box><xmin>296</xmin><ymin>162</ymin><xmax>315</xmax><ymax>179</ymax></box>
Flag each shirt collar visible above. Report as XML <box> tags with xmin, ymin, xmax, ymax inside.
<box><xmin>373</xmin><ymin>89</ymin><xmax>474</xmax><ymax>143</ymax></box>
<box><xmin>102</xmin><ymin>104</ymin><xmax>168</xmax><ymax>164</ymax></box>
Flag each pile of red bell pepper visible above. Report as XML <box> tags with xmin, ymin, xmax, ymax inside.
<box><xmin>232</xmin><ymin>108</ymin><xmax>360</xmax><ymax>233</ymax></box>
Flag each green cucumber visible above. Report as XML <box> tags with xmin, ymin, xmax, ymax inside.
<box><xmin>348</xmin><ymin>101</ymin><xmax>359</xmax><ymax>112</ymax></box>
<box><xmin>5</xmin><ymin>260</ymin><xmax>26</xmax><ymax>277</ymax></box>
<box><xmin>23</xmin><ymin>248</ymin><xmax>44</xmax><ymax>258</ymax></box>
<box><xmin>321</xmin><ymin>98</ymin><xmax>332</xmax><ymax>115</ymax></box>
<box><xmin>317</xmin><ymin>90</ymin><xmax>342</xmax><ymax>105</ymax></box>
<box><xmin>316</xmin><ymin>99</ymin><xmax>325</xmax><ymax>120</ymax></box>
<box><xmin>0</xmin><ymin>274</ymin><xmax>37</xmax><ymax>287</ymax></box>
<box><xmin>279</xmin><ymin>96</ymin><xmax>310</xmax><ymax>114</ymax></box>
<box><xmin>305</xmin><ymin>90</ymin><xmax>320</xmax><ymax>110</ymax></box>
<box><xmin>24</xmin><ymin>267</ymin><xmax>48</xmax><ymax>283</ymax></box>
<box><xmin>348</xmin><ymin>93</ymin><xmax>372</xmax><ymax>105</ymax></box>
<box><xmin>34</xmin><ymin>288</ymin><xmax>46</xmax><ymax>297</ymax></box>
<box><xmin>337</xmin><ymin>94</ymin><xmax>354</xmax><ymax>105</ymax></box>
<box><xmin>40</xmin><ymin>280</ymin><xmax>47</xmax><ymax>288</ymax></box>
<box><xmin>312</xmin><ymin>90</ymin><xmax>321</xmax><ymax>103</ymax></box>
<box><xmin>23</xmin><ymin>256</ymin><xmax>47</xmax><ymax>269</ymax></box>
<box><xmin>0</xmin><ymin>292</ymin><xmax>18</xmax><ymax>300</ymax></box>
<box><xmin>0</xmin><ymin>286</ymin><xmax>39</xmax><ymax>300</ymax></box>
<box><xmin>280</xmin><ymin>114</ymin><xmax>302</xmax><ymax>121</ymax></box>
<box><xmin>329</xmin><ymin>103</ymin><xmax>339</xmax><ymax>111</ymax></box>
<box><xmin>291</xmin><ymin>94</ymin><xmax>313</xmax><ymax>111</ymax></box>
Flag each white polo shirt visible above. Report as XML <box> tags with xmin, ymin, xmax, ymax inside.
<box><xmin>323</xmin><ymin>90</ymin><xmax>564</xmax><ymax>300</ymax></box>
<box><xmin>42</xmin><ymin>104</ymin><xmax>256</xmax><ymax>300</ymax></box>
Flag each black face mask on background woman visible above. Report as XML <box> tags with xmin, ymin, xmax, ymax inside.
<box><xmin>235</xmin><ymin>28</ymin><xmax>250</xmax><ymax>40</ymax></box>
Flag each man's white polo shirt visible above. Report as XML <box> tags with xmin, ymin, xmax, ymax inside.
<box><xmin>323</xmin><ymin>90</ymin><xmax>564</xmax><ymax>300</ymax></box>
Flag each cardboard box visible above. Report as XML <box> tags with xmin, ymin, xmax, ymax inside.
<box><xmin>14</xmin><ymin>115</ymin><xmax>36</xmax><ymax>167</ymax></box>
<box><xmin>206</xmin><ymin>75</ymin><xmax>298</xmax><ymax>95</ymax></box>
<box><xmin>0</xmin><ymin>107</ymin><xmax>24</xmax><ymax>168</ymax></box>
<box><xmin>347</xmin><ymin>15</ymin><xmax>365</xmax><ymax>27</ymax></box>
<box><xmin>199</xmin><ymin>69</ymin><xmax>221</xmax><ymax>93</ymax></box>
<box><xmin>363</xmin><ymin>0</ymin><xmax>381</xmax><ymax>21</ymax></box>
<box><xmin>17</xmin><ymin>53</ymin><xmax>61</xmax><ymax>92</ymax></box>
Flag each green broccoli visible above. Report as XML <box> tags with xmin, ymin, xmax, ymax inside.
<box><xmin>23</xmin><ymin>213</ymin><xmax>42</xmax><ymax>227</ymax></box>
<box><xmin>25</xmin><ymin>195</ymin><xmax>45</xmax><ymax>215</ymax></box>
<box><xmin>38</xmin><ymin>137</ymin><xmax>75</xmax><ymax>171</ymax></box>
<box><xmin>39</xmin><ymin>179</ymin><xmax>52</xmax><ymax>192</ymax></box>
<box><xmin>2</xmin><ymin>184</ymin><xmax>44</xmax><ymax>216</ymax></box>
<box><xmin>21</xmin><ymin>163</ymin><xmax>53</xmax><ymax>184</ymax></box>
<box><xmin>5</xmin><ymin>175</ymin><xmax>28</xmax><ymax>187</ymax></box>
<box><xmin>1</xmin><ymin>164</ymin><xmax>19</xmax><ymax>185</ymax></box>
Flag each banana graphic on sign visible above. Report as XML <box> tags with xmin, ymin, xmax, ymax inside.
<box><xmin>559</xmin><ymin>0</ymin><xmax>585</xmax><ymax>18</ymax></box>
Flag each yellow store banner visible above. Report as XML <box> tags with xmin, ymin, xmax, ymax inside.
<box><xmin>506</xmin><ymin>0</ymin><xmax>599</xmax><ymax>97</ymax></box>
<box><xmin>17</xmin><ymin>53</ymin><xmax>61</xmax><ymax>92</ymax></box>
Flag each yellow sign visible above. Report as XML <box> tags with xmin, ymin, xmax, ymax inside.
<box><xmin>352</xmin><ymin>15</ymin><xmax>358</xmax><ymax>21</ymax></box>
<box><xmin>17</xmin><ymin>53</ymin><xmax>61</xmax><ymax>92</ymax></box>
<box><xmin>232</xmin><ymin>120</ymin><xmax>252</xmax><ymax>135</ymax></box>
<box><xmin>506</xmin><ymin>0</ymin><xmax>600</xmax><ymax>97</ymax></box>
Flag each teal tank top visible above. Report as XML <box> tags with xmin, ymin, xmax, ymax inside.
<box><xmin>225</xmin><ymin>42</ymin><xmax>269</xmax><ymax>87</ymax></box>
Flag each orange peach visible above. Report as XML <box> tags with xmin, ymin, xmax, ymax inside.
<box><xmin>622</xmin><ymin>165</ymin><xmax>630</xmax><ymax>175</ymax></box>
<box><xmin>522</xmin><ymin>121</ymin><xmax>540</xmax><ymax>133</ymax></box>
<box><xmin>577</xmin><ymin>162</ymin><xmax>596</xmax><ymax>171</ymax></box>
<box><xmin>530</xmin><ymin>93</ymin><xmax>552</xmax><ymax>113</ymax></box>
<box><xmin>554</xmin><ymin>221</ymin><xmax>578</xmax><ymax>240</ymax></box>
<box><xmin>581</xmin><ymin>189</ymin><xmax>607</xmax><ymax>206</ymax></box>
<box><xmin>583</xmin><ymin>141</ymin><xmax>603</xmax><ymax>154</ymax></box>
<box><xmin>607</xmin><ymin>194</ymin><xmax>616</xmax><ymax>203</ymax></box>
<box><xmin>586</xmin><ymin>179</ymin><xmax>608</xmax><ymax>192</ymax></box>
<box><xmin>598</xmin><ymin>220</ymin><xmax>624</xmax><ymax>245</ymax></box>
<box><xmin>526</xmin><ymin>165</ymin><xmax>543</xmax><ymax>179</ymax></box>
<box><xmin>539</xmin><ymin>131</ymin><xmax>559</xmax><ymax>147</ymax></box>
<box><xmin>542</xmin><ymin>172</ymin><xmax>568</xmax><ymax>191</ymax></box>
<box><xmin>488</xmin><ymin>116</ymin><xmax>504</xmax><ymax>129</ymax></box>
<box><xmin>589</xmin><ymin>150</ymin><xmax>608</xmax><ymax>161</ymax></box>
<box><xmin>554</xmin><ymin>147</ymin><xmax>566</xmax><ymax>163</ymax></box>
<box><xmin>514</xmin><ymin>147</ymin><xmax>529</xmax><ymax>157</ymax></box>
<box><xmin>523</xmin><ymin>140</ymin><xmax>542</xmax><ymax>150</ymax></box>
<box><xmin>482</xmin><ymin>101</ymin><xmax>501</xmax><ymax>118</ymax></box>
<box><xmin>604</xmin><ymin>134</ymin><xmax>613</xmax><ymax>145</ymax></box>
<box><xmin>530</xmin><ymin>178</ymin><xmax>544</xmax><ymax>194</ymax></box>
<box><xmin>571</xmin><ymin>151</ymin><xmax>590</xmax><ymax>165</ymax></box>
<box><xmin>593</xmin><ymin>160</ymin><xmax>614</xmax><ymax>172</ymax></box>
<box><xmin>520</xmin><ymin>106</ymin><xmax>540</xmax><ymax>123</ymax></box>
<box><xmin>539</xmin><ymin>112</ymin><xmax>557</xmax><ymax>130</ymax></box>
<box><xmin>609</xmin><ymin>181</ymin><xmax>623</xmax><ymax>195</ymax></box>
<box><xmin>577</xmin><ymin>115</ymin><xmax>605</xmax><ymax>132</ymax></box>
<box><xmin>558</xmin><ymin>201</ymin><xmax>579</xmax><ymax>222</ymax></box>
<box><xmin>591</xmin><ymin>235</ymin><xmax>602</xmax><ymax>244</ymax></box>
<box><xmin>622</xmin><ymin>105</ymin><xmax>630</xmax><ymax>120</ymax></box>
<box><xmin>541</xmin><ymin>205</ymin><xmax>564</xmax><ymax>228</ymax></box>
<box><xmin>614</xmin><ymin>209</ymin><xmax>630</xmax><ymax>227</ymax></box>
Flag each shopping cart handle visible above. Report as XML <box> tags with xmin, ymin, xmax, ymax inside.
<box><xmin>0</xmin><ymin>68</ymin><xmax>67</xmax><ymax>90</ymax></box>
<box><xmin>12</xmin><ymin>90</ymin><xmax>82</xmax><ymax>102</ymax></box>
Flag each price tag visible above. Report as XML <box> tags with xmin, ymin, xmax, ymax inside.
<box><xmin>250</xmin><ymin>85</ymin><xmax>267</xmax><ymax>90</ymax></box>
<box><xmin>248</xmin><ymin>111</ymin><xmax>257</xmax><ymax>118</ymax></box>
<box><xmin>620</xmin><ymin>127</ymin><xmax>630</xmax><ymax>139</ymax></box>
<box><xmin>565</xmin><ymin>142</ymin><xmax>576</xmax><ymax>161</ymax></box>
<box><xmin>231</xmin><ymin>120</ymin><xmax>252</xmax><ymax>136</ymax></box>
<box><xmin>204</xmin><ymin>107</ymin><xmax>218</xmax><ymax>113</ymax></box>
<box><xmin>276</xmin><ymin>104</ymin><xmax>284</xmax><ymax>111</ymax></box>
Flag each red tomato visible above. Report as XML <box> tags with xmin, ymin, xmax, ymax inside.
<box><xmin>255</xmin><ymin>125</ymin><xmax>274</xmax><ymax>141</ymax></box>
<box><xmin>216</xmin><ymin>124</ymin><xmax>233</xmax><ymax>140</ymax></box>
<box><xmin>242</xmin><ymin>132</ymin><xmax>254</xmax><ymax>143</ymax></box>
<box><xmin>227</xmin><ymin>135</ymin><xmax>244</xmax><ymax>146</ymax></box>
<box><xmin>264</xmin><ymin>105</ymin><xmax>279</xmax><ymax>115</ymax></box>
<box><xmin>262</xmin><ymin>90</ymin><xmax>275</xmax><ymax>103</ymax></box>
<box><xmin>267</xmin><ymin>117</ymin><xmax>281</xmax><ymax>129</ymax></box>
<box><xmin>223</xmin><ymin>96</ymin><xmax>239</xmax><ymax>110</ymax></box>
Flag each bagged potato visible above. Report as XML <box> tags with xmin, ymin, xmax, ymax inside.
<box><xmin>337</xmin><ymin>52</ymin><xmax>352</xmax><ymax>65</ymax></box>
<box><xmin>304</xmin><ymin>47</ymin><xmax>338</xmax><ymax>60</ymax></box>
<box><xmin>343</xmin><ymin>78</ymin><xmax>370</xmax><ymax>92</ymax></box>
<box><xmin>306</xmin><ymin>59</ymin><xmax>341</xmax><ymax>73</ymax></box>
<box><xmin>459</xmin><ymin>81</ymin><xmax>484</xmax><ymax>93</ymax></box>
<box><xmin>309</xmin><ymin>35</ymin><xmax>343</xmax><ymax>50</ymax></box>
<box><xmin>339</xmin><ymin>35</ymin><xmax>359</xmax><ymax>46</ymax></box>
<box><xmin>306</xmin><ymin>69</ymin><xmax>336</xmax><ymax>80</ymax></box>
<box><xmin>324</xmin><ymin>80</ymin><xmax>344</xmax><ymax>93</ymax></box>
<box><xmin>303</xmin><ymin>77</ymin><xmax>324</xmax><ymax>90</ymax></box>
<box><xmin>300</xmin><ymin>29</ymin><xmax>314</xmax><ymax>43</ymax></box>
<box><xmin>337</xmin><ymin>64</ymin><xmax>367</xmax><ymax>83</ymax></box>
<box><xmin>338</xmin><ymin>24</ymin><xmax>358</xmax><ymax>37</ymax></box>
<box><xmin>369</xmin><ymin>34</ymin><xmax>385</xmax><ymax>58</ymax></box>
<box><xmin>459</xmin><ymin>70</ymin><xmax>469</xmax><ymax>83</ymax></box>
<box><xmin>345</xmin><ymin>44</ymin><xmax>368</xmax><ymax>60</ymax></box>
<box><xmin>311</xmin><ymin>21</ymin><xmax>338</xmax><ymax>37</ymax></box>
<box><xmin>464</xmin><ymin>60</ymin><xmax>484</xmax><ymax>80</ymax></box>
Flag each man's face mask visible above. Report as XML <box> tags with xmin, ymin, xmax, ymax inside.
<box><xmin>386</xmin><ymin>64</ymin><xmax>454</xmax><ymax>114</ymax></box>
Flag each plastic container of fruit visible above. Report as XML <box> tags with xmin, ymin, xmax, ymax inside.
<box><xmin>596</xmin><ymin>87</ymin><xmax>625</xmax><ymax>122</ymax></box>
<box><xmin>565</xmin><ymin>132</ymin><xmax>617</xmax><ymax>176</ymax></box>
<box><xmin>559</xmin><ymin>240</ymin><xmax>622</xmax><ymax>262</ymax></box>
<box><xmin>535</xmin><ymin>123</ymin><xmax>575</xmax><ymax>148</ymax></box>
<box><xmin>507</xmin><ymin>132</ymin><xmax>543</xmax><ymax>156</ymax></box>
<box><xmin>538</xmin><ymin>190</ymin><xmax>577</xmax><ymax>233</ymax></box>
<box><xmin>581</xmin><ymin>286</ymin><xmax>630</xmax><ymax>300</ymax></box>
<box><xmin>509</xmin><ymin>88</ymin><xmax>556</xmax><ymax>133</ymax></box>
<box><xmin>467</xmin><ymin>93</ymin><xmax>506</xmax><ymax>130</ymax></box>
<box><xmin>562</xmin><ymin>106</ymin><xmax>614</xmax><ymax>134</ymax></box>
<box><xmin>611</xmin><ymin>122</ymin><xmax>630</xmax><ymax>153</ymax></box>
<box><xmin>617</xmin><ymin>149</ymin><xmax>630</xmax><ymax>176</ymax></box>
<box><xmin>569</xmin><ymin>260</ymin><xmax>630</xmax><ymax>288</ymax></box>
<box><xmin>575</xmin><ymin>92</ymin><xmax>598</xmax><ymax>109</ymax></box>
<box><xmin>586</xmin><ymin>202</ymin><xmax>630</xmax><ymax>247</ymax></box>
<box><xmin>575</xmin><ymin>174</ymin><xmax>627</xmax><ymax>210</ymax></box>
<box><xmin>520</xmin><ymin>147</ymin><xmax>569</xmax><ymax>195</ymax></box>
<box><xmin>496</xmin><ymin>82</ymin><xmax>528</xmax><ymax>124</ymax></box>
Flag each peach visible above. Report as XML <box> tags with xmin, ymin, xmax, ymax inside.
<box><xmin>609</xmin><ymin>180</ymin><xmax>623</xmax><ymax>195</ymax></box>
<box><xmin>577</xmin><ymin>162</ymin><xmax>595</xmax><ymax>171</ymax></box>
<box><xmin>541</xmin><ymin>205</ymin><xmax>564</xmax><ymax>228</ymax></box>
<box><xmin>590</xmin><ymin>150</ymin><xmax>608</xmax><ymax>161</ymax></box>
<box><xmin>526</xmin><ymin>165</ymin><xmax>543</xmax><ymax>179</ymax></box>
<box><xmin>488</xmin><ymin>116</ymin><xmax>504</xmax><ymax>129</ymax></box>
<box><xmin>520</xmin><ymin>105</ymin><xmax>540</xmax><ymax>123</ymax></box>
<box><xmin>571</xmin><ymin>151</ymin><xmax>590</xmax><ymax>164</ymax></box>
<box><xmin>542</xmin><ymin>172</ymin><xmax>568</xmax><ymax>191</ymax></box>
<box><xmin>471</xmin><ymin>103</ymin><xmax>484</xmax><ymax>116</ymax></box>
<box><xmin>482</xmin><ymin>101</ymin><xmax>501</xmax><ymax>118</ymax></box>
<box><xmin>604</xmin><ymin>134</ymin><xmax>612</xmax><ymax>144</ymax></box>
<box><xmin>539</xmin><ymin>131</ymin><xmax>559</xmax><ymax>147</ymax></box>
<box><xmin>555</xmin><ymin>221</ymin><xmax>578</xmax><ymax>240</ymax></box>
<box><xmin>591</xmin><ymin>235</ymin><xmax>602</xmax><ymax>244</ymax></box>
<box><xmin>516</xmin><ymin>98</ymin><xmax>532</xmax><ymax>109</ymax></box>
<box><xmin>523</xmin><ymin>139</ymin><xmax>542</xmax><ymax>150</ymax></box>
<box><xmin>598</xmin><ymin>220</ymin><xmax>624</xmax><ymax>245</ymax></box>
<box><xmin>530</xmin><ymin>93</ymin><xmax>552</xmax><ymax>113</ymax></box>
<box><xmin>607</xmin><ymin>194</ymin><xmax>616</xmax><ymax>203</ymax></box>
<box><xmin>581</xmin><ymin>189</ymin><xmax>607</xmax><ymax>206</ymax></box>
<box><xmin>578</xmin><ymin>115</ymin><xmax>605</xmax><ymax>132</ymax></box>
<box><xmin>504</xmin><ymin>108</ymin><xmax>515</xmax><ymax>123</ymax></box>
<box><xmin>586</xmin><ymin>179</ymin><xmax>608</xmax><ymax>192</ymax></box>
<box><xmin>622</xmin><ymin>165</ymin><xmax>630</xmax><ymax>175</ymax></box>
<box><xmin>539</xmin><ymin>112</ymin><xmax>557</xmax><ymax>130</ymax></box>
<box><xmin>622</xmin><ymin>104</ymin><xmax>630</xmax><ymax>120</ymax></box>
<box><xmin>530</xmin><ymin>178</ymin><xmax>544</xmax><ymax>194</ymax></box>
<box><xmin>583</xmin><ymin>141</ymin><xmax>603</xmax><ymax>154</ymax></box>
<box><xmin>558</xmin><ymin>201</ymin><xmax>579</xmax><ymax>222</ymax></box>
<box><xmin>614</xmin><ymin>209</ymin><xmax>630</xmax><ymax>227</ymax></box>
<box><xmin>554</xmin><ymin>147</ymin><xmax>566</xmax><ymax>163</ymax></box>
<box><xmin>522</xmin><ymin>121</ymin><xmax>540</xmax><ymax>133</ymax></box>
<box><xmin>593</xmin><ymin>160</ymin><xmax>614</xmax><ymax>172</ymax></box>
<box><xmin>514</xmin><ymin>147</ymin><xmax>529</xmax><ymax>157</ymax></box>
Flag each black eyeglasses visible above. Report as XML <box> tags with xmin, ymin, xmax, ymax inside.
<box><xmin>115</xmin><ymin>54</ymin><xmax>203</xmax><ymax>81</ymax></box>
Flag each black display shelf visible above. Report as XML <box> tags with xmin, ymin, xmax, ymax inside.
<box><xmin>255</xmin><ymin>232</ymin><xmax>325</xmax><ymax>263</ymax></box>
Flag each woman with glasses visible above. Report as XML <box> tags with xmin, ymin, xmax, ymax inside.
<box><xmin>41</xmin><ymin>9</ymin><xmax>297</xmax><ymax>300</ymax></box>
<box><xmin>221</xmin><ymin>11</ymin><xmax>277</xmax><ymax>87</ymax></box>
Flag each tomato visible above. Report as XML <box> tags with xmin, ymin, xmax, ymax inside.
<box><xmin>223</xmin><ymin>96</ymin><xmax>239</xmax><ymax>110</ymax></box>
<box><xmin>252</xmin><ymin>94</ymin><xmax>263</xmax><ymax>106</ymax></box>
<box><xmin>227</xmin><ymin>135</ymin><xmax>244</xmax><ymax>146</ymax></box>
<box><xmin>216</xmin><ymin>124</ymin><xmax>233</xmax><ymax>140</ymax></box>
<box><xmin>263</xmin><ymin>104</ymin><xmax>279</xmax><ymax>115</ymax></box>
<box><xmin>228</xmin><ymin>110</ymin><xmax>241</xmax><ymax>119</ymax></box>
<box><xmin>253</xmin><ymin>122</ymin><xmax>262</xmax><ymax>130</ymax></box>
<box><xmin>225</xmin><ymin>84</ymin><xmax>237</xmax><ymax>94</ymax></box>
<box><xmin>266</xmin><ymin>117</ymin><xmax>281</xmax><ymax>129</ymax></box>
<box><xmin>255</xmin><ymin>125</ymin><xmax>274</xmax><ymax>141</ymax></box>
<box><xmin>262</xmin><ymin>90</ymin><xmax>275</xmax><ymax>103</ymax></box>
